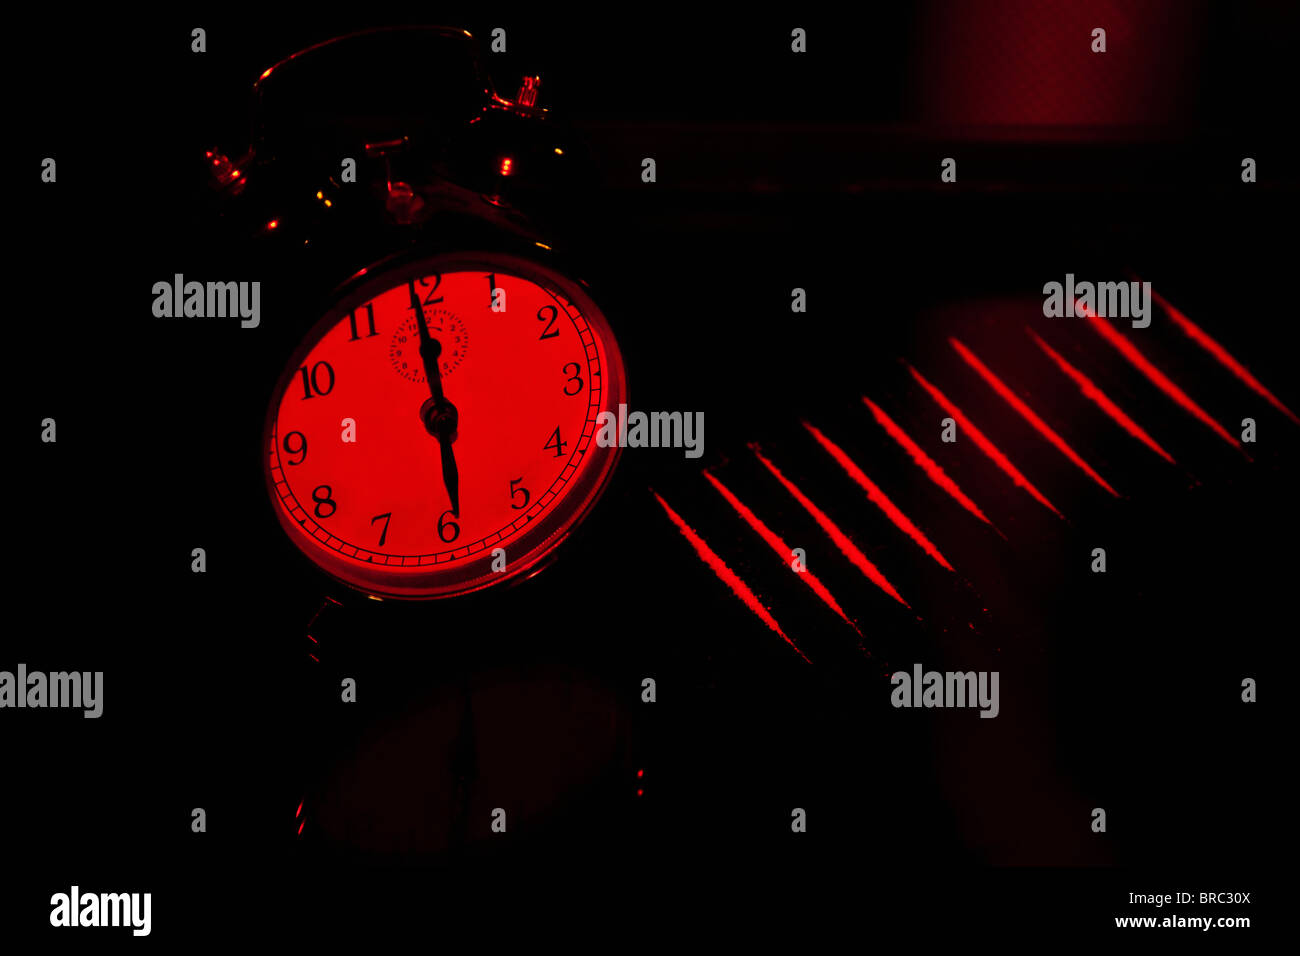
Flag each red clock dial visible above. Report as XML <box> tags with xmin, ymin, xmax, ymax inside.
<box><xmin>264</xmin><ymin>252</ymin><xmax>628</xmax><ymax>598</ymax></box>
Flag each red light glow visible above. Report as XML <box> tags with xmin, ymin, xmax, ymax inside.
<box><xmin>803</xmin><ymin>422</ymin><xmax>954</xmax><ymax>571</ymax></box>
<box><xmin>862</xmin><ymin>396</ymin><xmax>997</xmax><ymax>530</ymax></box>
<box><xmin>703</xmin><ymin>471</ymin><xmax>860</xmax><ymax>635</ymax></box>
<box><xmin>1151</xmin><ymin>288</ymin><xmax>1298</xmax><ymax>426</ymax></box>
<box><xmin>1028</xmin><ymin>330</ymin><xmax>1175</xmax><ymax>464</ymax></box>
<box><xmin>906</xmin><ymin>364</ymin><xmax>1063</xmax><ymax>518</ymax></box>
<box><xmin>949</xmin><ymin>338</ymin><xmax>1119</xmax><ymax>497</ymax></box>
<box><xmin>1076</xmin><ymin>301</ymin><xmax>1241</xmax><ymax>451</ymax></box>
<box><xmin>653</xmin><ymin>491</ymin><xmax>809</xmax><ymax>663</ymax></box>
<box><xmin>750</xmin><ymin>445</ymin><xmax>909</xmax><ymax>607</ymax></box>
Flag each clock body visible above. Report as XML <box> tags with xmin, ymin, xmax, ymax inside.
<box><xmin>182</xmin><ymin>24</ymin><xmax>644</xmax><ymax>868</ymax></box>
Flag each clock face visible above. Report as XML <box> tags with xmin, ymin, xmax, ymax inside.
<box><xmin>264</xmin><ymin>252</ymin><xmax>628</xmax><ymax>598</ymax></box>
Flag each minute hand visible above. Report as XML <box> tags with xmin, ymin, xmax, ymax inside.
<box><xmin>409</xmin><ymin>280</ymin><xmax>460</xmax><ymax>517</ymax></box>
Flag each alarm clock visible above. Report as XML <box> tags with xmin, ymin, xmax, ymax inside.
<box><xmin>206</xmin><ymin>25</ymin><xmax>628</xmax><ymax>602</ymax></box>
<box><xmin>195</xmin><ymin>25</ymin><xmax>644</xmax><ymax>864</ymax></box>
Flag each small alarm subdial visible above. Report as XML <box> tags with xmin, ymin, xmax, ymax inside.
<box><xmin>389</xmin><ymin>308</ymin><xmax>468</xmax><ymax>383</ymax></box>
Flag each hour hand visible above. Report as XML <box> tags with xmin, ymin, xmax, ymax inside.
<box><xmin>419</xmin><ymin>395</ymin><xmax>460</xmax><ymax>517</ymax></box>
<box><xmin>439</xmin><ymin>432</ymin><xmax>460</xmax><ymax>518</ymax></box>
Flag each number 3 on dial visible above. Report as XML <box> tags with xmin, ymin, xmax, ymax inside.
<box><xmin>263</xmin><ymin>252</ymin><xmax>628</xmax><ymax>599</ymax></box>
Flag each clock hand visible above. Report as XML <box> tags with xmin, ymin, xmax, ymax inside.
<box><xmin>439</xmin><ymin>431</ymin><xmax>460</xmax><ymax>518</ymax></box>
<box><xmin>416</xmin><ymin>389</ymin><xmax>460</xmax><ymax>518</ymax></box>
<box><xmin>409</xmin><ymin>280</ymin><xmax>447</xmax><ymax>401</ymax></box>
<box><xmin>409</xmin><ymin>280</ymin><xmax>461</xmax><ymax>517</ymax></box>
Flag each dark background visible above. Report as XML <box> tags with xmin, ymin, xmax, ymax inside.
<box><xmin>6</xmin><ymin>1</ymin><xmax>1295</xmax><ymax>942</ymax></box>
